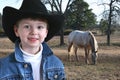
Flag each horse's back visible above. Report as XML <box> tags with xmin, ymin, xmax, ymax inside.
<box><xmin>68</xmin><ymin>30</ymin><xmax>87</xmax><ymax>39</ymax></box>
<box><xmin>68</xmin><ymin>30</ymin><xmax>91</xmax><ymax>46</ymax></box>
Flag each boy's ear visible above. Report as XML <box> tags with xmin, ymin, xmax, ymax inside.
<box><xmin>14</xmin><ymin>25</ymin><xmax>19</xmax><ymax>37</ymax></box>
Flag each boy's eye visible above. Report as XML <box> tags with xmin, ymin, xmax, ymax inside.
<box><xmin>37</xmin><ymin>26</ymin><xmax>44</xmax><ymax>29</ymax></box>
<box><xmin>24</xmin><ymin>25</ymin><xmax>30</xmax><ymax>29</ymax></box>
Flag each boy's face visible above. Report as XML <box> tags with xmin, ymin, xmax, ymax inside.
<box><xmin>14</xmin><ymin>18</ymin><xmax>48</xmax><ymax>48</ymax></box>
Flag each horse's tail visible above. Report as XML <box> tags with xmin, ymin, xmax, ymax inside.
<box><xmin>68</xmin><ymin>42</ymin><xmax>74</xmax><ymax>61</ymax></box>
<box><xmin>68</xmin><ymin>42</ymin><xmax>75</xmax><ymax>55</ymax></box>
<box><xmin>68</xmin><ymin>42</ymin><xmax>73</xmax><ymax>52</ymax></box>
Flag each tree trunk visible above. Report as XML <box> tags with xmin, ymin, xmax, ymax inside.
<box><xmin>60</xmin><ymin>25</ymin><xmax>65</xmax><ymax>46</ymax></box>
<box><xmin>107</xmin><ymin>0</ymin><xmax>113</xmax><ymax>46</ymax></box>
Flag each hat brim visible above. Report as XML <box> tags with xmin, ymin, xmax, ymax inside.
<box><xmin>2</xmin><ymin>7</ymin><xmax>64</xmax><ymax>42</ymax></box>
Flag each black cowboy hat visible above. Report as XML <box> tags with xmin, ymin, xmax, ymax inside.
<box><xmin>2</xmin><ymin>0</ymin><xmax>64</xmax><ymax>42</ymax></box>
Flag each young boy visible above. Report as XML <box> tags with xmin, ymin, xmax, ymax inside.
<box><xmin>0</xmin><ymin>0</ymin><xmax>66</xmax><ymax>80</ymax></box>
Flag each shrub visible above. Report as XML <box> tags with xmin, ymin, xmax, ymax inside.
<box><xmin>64</xmin><ymin>29</ymin><xmax>73</xmax><ymax>35</ymax></box>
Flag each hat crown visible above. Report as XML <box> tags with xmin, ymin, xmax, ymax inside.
<box><xmin>20</xmin><ymin>0</ymin><xmax>48</xmax><ymax>14</ymax></box>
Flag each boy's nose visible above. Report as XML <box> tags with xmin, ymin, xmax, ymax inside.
<box><xmin>30</xmin><ymin>28</ymin><xmax>38</xmax><ymax>35</ymax></box>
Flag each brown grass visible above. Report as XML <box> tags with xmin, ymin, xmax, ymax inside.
<box><xmin>0</xmin><ymin>34</ymin><xmax>120</xmax><ymax>80</ymax></box>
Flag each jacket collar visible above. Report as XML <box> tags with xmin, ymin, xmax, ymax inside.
<box><xmin>14</xmin><ymin>40</ymin><xmax>53</xmax><ymax>62</ymax></box>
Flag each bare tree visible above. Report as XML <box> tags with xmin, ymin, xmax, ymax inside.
<box><xmin>42</xmin><ymin>0</ymin><xmax>73</xmax><ymax>46</ymax></box>
<box><xmin>100</xmin><ymin>0</ymin><xmax>120</xmax><ymax>46</ymax></box>
<box><xmin>107</xmin><ymin>0</ymin><xmax>120</xmax><ymax>46</ymax></box>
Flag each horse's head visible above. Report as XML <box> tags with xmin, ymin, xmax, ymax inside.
<box><xmin>91</xmin><ymin>50</ymin><xmax>98</xmax><ymax>65</ymax></box>
<box><xmin>92</xmin><ymin>39</ymin><xmax>98</xmax><ymax>65</ymax></box>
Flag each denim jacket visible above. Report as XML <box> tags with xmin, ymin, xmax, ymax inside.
<box><xmin>0</xmin><ymin>40</ymin><xmax>66</xmax><ymax>80</ymax></box>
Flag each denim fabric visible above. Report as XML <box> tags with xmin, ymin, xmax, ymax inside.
<box><xmin>0</xmin><ymin>40</ymin><xmax>66</xmax><ymax>80</ymax></box>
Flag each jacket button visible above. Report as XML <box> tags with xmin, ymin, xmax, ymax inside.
<box><xmin>24</xmin><ymin>64</ymin><xmax>28</xmax><ymax>68</ymax></box>
<box><xmin>54</xmin><ymin>74</ymin><xmax>58</xmax><ymax>79</ymax></box>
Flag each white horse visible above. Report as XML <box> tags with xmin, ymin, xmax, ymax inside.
<box><xmin>68</xmin><ymin>30</ymin><xmax>98</xmax><ymax>64</ymax></box>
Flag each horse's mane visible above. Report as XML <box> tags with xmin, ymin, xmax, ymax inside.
<box><xmin>88</xmin><ymin>31</ymin><xmax>98</xmax><ymax>52</ymax></box>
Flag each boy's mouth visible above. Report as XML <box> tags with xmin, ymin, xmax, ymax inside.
<box><xmin>28</xmin><ymin>37</ymin><xmax>39</xmax><ymax>42</ymax></box>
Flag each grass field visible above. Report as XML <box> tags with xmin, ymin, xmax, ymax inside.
<box><xmin>0</xmin><ymin>34</ymin><xmax>120</xmax><ymax>80</ymax></box>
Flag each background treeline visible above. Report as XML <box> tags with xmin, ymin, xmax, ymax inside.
<box><xmin>0</xmin><ymin>0</ymin><xmax>120</xmax><ymax>44</ymax></box>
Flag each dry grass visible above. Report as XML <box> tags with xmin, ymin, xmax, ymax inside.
<box><xmin>0</xmin><ymin>34</ymin><xmax>120</xmax><ymax>80</ymax></box>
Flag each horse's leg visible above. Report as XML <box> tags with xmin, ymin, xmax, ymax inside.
<box><xmin>68</xmin><ymin>43</ymin><xmax>73</xmax><ymax>61</ymax></box>
<box><xmin>87</xmin><ymin>49</ymin><xmax>90</xmax><ymax>64</ymax></box>
<box><xmin>84</xmin><ymin>48</ymin><xmax>89</xmax><ymax>64</ymax></box>
<box><xmin>75</xmin><ymin>47</ymin><xmax>78</xmax><ymax>61</ymax></box>
<box><xmin>68</xmin><ymin>52</ymin><xmax>71</xmax><ymax>61</ymax></box>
